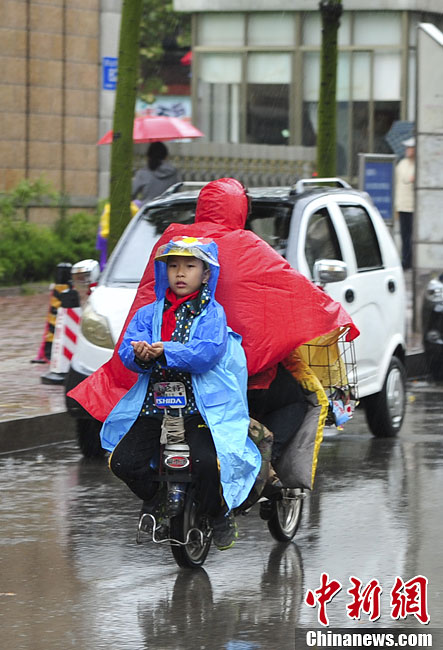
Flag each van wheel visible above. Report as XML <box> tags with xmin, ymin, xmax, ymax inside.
<box><xmin>76</xmin><ymin>419</ymin><xmax>105</xmax><ymax>458</ymax></box>
<box><xmin>363</xmin><ymin>357</ymin><xmax>406</xmax><ymax>438</ymax></box>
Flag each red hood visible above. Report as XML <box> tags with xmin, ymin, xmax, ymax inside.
<box><xmin>195</xmin><ymin>178</ymin><xmax>248</xmax><ymax>230</ymax></box>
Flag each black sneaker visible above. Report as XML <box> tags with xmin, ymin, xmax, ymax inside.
<box><xmin>211</xmin><ymin>512</ymin><xmax>238</xmax><ymax>550</ymax></box>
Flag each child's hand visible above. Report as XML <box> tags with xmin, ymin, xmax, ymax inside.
<box><xmin>149</xmin><ymin>341</ymin><xmax>164</xmax><ymax>359</ymax></box>
<box><xmin>131</xmin><ymin>340</ymin><xmax>164</xmax><ymax>361</ymax></box>
<box><xmin>131</xmin><ymin>340</ymin><xmax>151</xmax><ymax>361</ymax></box>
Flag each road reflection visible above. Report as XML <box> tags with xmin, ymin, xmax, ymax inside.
<box><xmin>1</xmin><ymin>384</ymin><xmax>443</xmax><ymax>648</ymax></box>
<box><xmin>137</xmin><ymin>544</ymin><xmax>303</xmax><ymax>650</ymax></box>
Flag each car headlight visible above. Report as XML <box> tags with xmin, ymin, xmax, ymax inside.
<box><xmin>425</xmin><ymin>277</ymin><xmax>443</xmax><ymax>303</ymax></box>
<box><xmin>80</xmin><ymin>303</ymin><xmax>115</xmax><ymax>349</ymax></box>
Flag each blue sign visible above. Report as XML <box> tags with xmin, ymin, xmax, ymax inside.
<box><xmin>102</xmin><ymin>57</ymin><xmax>118</xmax><ymax>90</ymax></box>
<box><xmin>155</xmin><ymin>395</ymin><xmax>187</xmax><ymax>408</ymax></box>
<box><xmin>362</xmin><ymin>158</ymin><xmax>395</xmax><ymax>221</ymax></box>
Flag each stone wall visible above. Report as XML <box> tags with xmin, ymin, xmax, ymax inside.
<box><xmin>0</xmin><ymin>0</ymin><xmax>100</xmax><ymax>209</ymax></box>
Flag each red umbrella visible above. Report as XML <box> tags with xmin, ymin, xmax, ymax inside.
<box><xmin>97</xmin><ymin>115</ymin><xmax>204</xmax><ymax>145</ymax></box>
<box><xmin>180</xmin><ymin>51</ymin><xmax>192</xmax><ymax>66</ymax></box>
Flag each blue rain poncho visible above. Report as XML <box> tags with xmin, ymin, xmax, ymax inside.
<box><xmin>99</xmin><ymin>236</ymin><xmax>261</xmax><ymax>510</ymax></box>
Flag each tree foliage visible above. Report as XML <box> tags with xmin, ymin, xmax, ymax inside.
<box><xmin>0</xmin><ymin>179</ymin><xmax>99</xmax><ymax>285</ymax></box>
<box><xmin>138</xmin><ymin>0</ymin><xmax>191</xmax><ymax>100</ymax></box>
<box><xmin>0</xmin><ymin>177</ymin><xmax>57</xmax><ymax>219</ymax></box>
<box><xmin>316</xmin><ymin>0</ymin><xmax>343</xmax><ymax>177</ymax></box>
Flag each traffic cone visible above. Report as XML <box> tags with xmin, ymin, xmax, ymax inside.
<box><xmin>32</xmin><ymin>263</ymin><xmax>73</xmax><ymax>363</ymax></box>
<box><xmin>41</xmin><ymin>268</ymin><xmax>82</xmax><ymax>385</ymax></box>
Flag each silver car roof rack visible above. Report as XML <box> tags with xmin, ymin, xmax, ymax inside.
<box><xmin>292</xmin><ymin>177</ymin><xmax>352</xmax><ymax>195</ymax></box>
<box><xmin>161</xmin><ymin>181</ymin><xmax>208</xmax><ymax>195</ymax></box>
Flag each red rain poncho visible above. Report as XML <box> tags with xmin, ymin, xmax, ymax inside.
<box><xmin>69</xmin><ymin>178</ymin><xmax>358</xmax><ymax>422</ymax></box>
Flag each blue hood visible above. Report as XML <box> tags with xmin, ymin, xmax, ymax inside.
<box><xmin>154</xmin><ymin>236</ymin><xmax>220</xmax><ymax>300</ymax></box>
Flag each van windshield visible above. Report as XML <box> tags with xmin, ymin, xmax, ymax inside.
<box><xmin>104</xmin><ymin>204</ymin><xmax>196</xmax><ymax>285</ymax></box>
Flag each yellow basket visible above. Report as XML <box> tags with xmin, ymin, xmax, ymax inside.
<box><xmin>299</xmin><ymin>328</ymin><xmax>358</xmax><ymax>426</ymax></box>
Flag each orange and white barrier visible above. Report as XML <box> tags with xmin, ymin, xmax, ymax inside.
<box><xmin>33</xmin><ymin>263</ymin><xmax>74</xmax><ymax>364</ymax></box>
<box><xmin>49</xmin><ymin>306</ymin><xmax>82</xmax><ymax>375</ymax></box>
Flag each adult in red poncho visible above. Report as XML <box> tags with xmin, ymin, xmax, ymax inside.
<box><xmin>68</xmin><ymin>178</ymin><xmax>358</xmax><ymax>422</ymax></box>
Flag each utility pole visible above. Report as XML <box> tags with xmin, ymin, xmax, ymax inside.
<box><xmin>316</xmin><ymin>0</ymin><xmax>343</xmax><ymax>178</ymax></box>
<box><xmin>108</xmin><ymin>0</ymin><xmax>143</xmax><ymax>255</ymax></box>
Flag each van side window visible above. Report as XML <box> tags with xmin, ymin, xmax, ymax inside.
<box><xmin>339</xmin><ymin>205</ymin><xmax>383</xmax><ymax>271</ymax></box>
<box><xmin>305</xmin><ymin>208</ymin><xmax>342</xmax><ymax>275</ymax></box>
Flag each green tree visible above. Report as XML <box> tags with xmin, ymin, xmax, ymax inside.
<box><xmin>108</xmin><ymin>0</ymin><xmax>190</xmax><ymax>254</ymax></box>
<box><xmin>139</xmin><ymin>1</ymin><xmax>190</xmax><ymax>101</ymax></box>
<box><xmin>316</xmin><ymin>0</ymin><xmax>343</xmax><ymax>178</ymax></box>
<box><xmin>108</xmin><ymin>0</ymin><xmax>144</xmax><ymax>255</ymax></box>
<box><xmin>0</xmin><ymin>177</ymin><xmax>58</xmax><ymax>220</ymax></box>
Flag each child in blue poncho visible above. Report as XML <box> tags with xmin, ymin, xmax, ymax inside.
<box><xmin>101</xmin><ymin>235</ymin><xmax>260</xmax><ymax>550</ymax></box>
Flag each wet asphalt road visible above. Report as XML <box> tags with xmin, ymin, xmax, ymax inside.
<box><xmin>1</xmin><ymin>381</ymin><xmax>442</xmax><ymax>650</ymax></box>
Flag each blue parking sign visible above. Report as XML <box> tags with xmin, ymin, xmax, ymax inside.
<box><xmin>358</xmin><ymin>154</ymin><xmax>396</xmax><ymax>221</ymax></box>
<box><xmin>102</xmin><ymin>57</ymin><xmax>118</xmax><ymax>90</ymax></box>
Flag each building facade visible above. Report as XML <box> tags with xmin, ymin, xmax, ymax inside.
<box><xmin>3</xmin><ymin>1</ymin><xmax>443</xmax><ymax>221</ymax></box>
<box><xmin>0</xmin><ymin>0</ymin><xmax>103</xmax><ymax>223</ymax></box>
<box><xmin>175</xmin><ymin>0</ymin><xmax>443</xmax><ymax>180</ymax></box>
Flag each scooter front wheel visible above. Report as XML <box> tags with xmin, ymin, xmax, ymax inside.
<box><xmin>170</xmin><ymin>489</ymin><xmax>212</xmax><ymax>569</ymax></box>
<box><xmin>267</xmin><ymin>488</ymin><xmax>304</xmax><ymax>542</ymax></box>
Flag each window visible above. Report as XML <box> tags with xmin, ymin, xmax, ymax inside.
<box><xmin>354</xmin><ymin>11</ymin><xmax>402</xmax><ymax>46</ymax></box>
<box><xmin>248</xmin><ymin>13</ymin><xmax>295</xmax><ymax>46</ymax></box>
<box><xmin>106</xmin><ymin>205</ymin><xmax>195</xmax><ymax>284</ymax></box>
<box><xmin>246</xmin><ymin>203</ymin><xmax>292</xmax><ymax>256</ymax></box>
<box><xmin>198</xmin><ymin>54</ymin><xmax>242</xmax><ymax>142</ymax></box>
<box><xmin>374</xmin><ymin>101</ymin><xmax>400</xmax><ymax>154</ymax></box>
<box><xmin>247</xmin><ymin>53</ymin><xmax>291</xmax><ymax>145</ymax></box>
<box><xmin>246</xmin><ymin>84</ymin><xmax>289</xmax><ymax>145</ymax></box>
<box><xmin>339</xmin><ymin>204</ymin><xmax>383</xmax><ymax>271</ymax></box>
<box><xmin>304</xmin><ymin>208</ymin><xmax>342</xmax><ymax>275</ymax></box>
<box><xmin>198</xmin><ymin>13</ymin><xmax>245</xmax><ymax>46</ymax></box>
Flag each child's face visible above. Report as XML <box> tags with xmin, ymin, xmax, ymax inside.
<box><xmin>166</xmin><ymin>255</ymin><xmax>210</xmax><ymax>297</ymax></box>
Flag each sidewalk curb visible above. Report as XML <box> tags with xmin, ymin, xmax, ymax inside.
<box><xmin>0</xmin><ymin>412</ymin><xmax>76</xmax><ymax>454</ymax></box>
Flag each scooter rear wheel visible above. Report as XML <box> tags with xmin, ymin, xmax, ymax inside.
<box><xmin>267</xmin><ymin>488</ymin><xmax>304</xmax><ymax>542</ymax></box>
<box><xmin>170</xmin><ymin>489</ymin><xmax>212</xmax><ymax>569</ymax></box>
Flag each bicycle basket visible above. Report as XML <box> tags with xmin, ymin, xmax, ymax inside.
<box><xmin>299</xmin><ymin>328</ymin><xmax>358</xmax><ymax>427</ymax></box>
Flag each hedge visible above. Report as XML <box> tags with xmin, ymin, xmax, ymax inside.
<box><xmin>0</xmin><ymin>178</ymin><xmax>100</xmax><ymax>286</ymax></box>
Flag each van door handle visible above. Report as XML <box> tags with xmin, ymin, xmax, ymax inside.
<box><xmin>388</xmin><ymin>279</ymin><xmax>396</xmax><ymax>293</ymax></box>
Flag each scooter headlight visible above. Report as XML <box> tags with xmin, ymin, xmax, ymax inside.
<box><xmin>80</xmin><ymin>303</ymin><xmax>115</xmax><ymax>349</ymax></box>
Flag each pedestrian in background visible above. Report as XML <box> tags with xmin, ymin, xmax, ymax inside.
<box><xmin>395</xmin><ymin>137</ymin><xmax>415</xmax><ymax>270</ymax></box>
<box><xmin>132</xmin><ymin>141</ymin><xmax>180</xmax><ymax>205</ymax></box>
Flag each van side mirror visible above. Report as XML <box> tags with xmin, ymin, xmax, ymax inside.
<box><xmin>313</xmin><ymin>259</ymin><xmax>348</xmax><ymax>286</ymax></box>
<box><xmin>71</xmin><ymin>259</ymin><xmax>100</xmax><ymax>286</ymax></box>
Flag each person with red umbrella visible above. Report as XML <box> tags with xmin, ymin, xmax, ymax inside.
<box><xmin>132</xmin><ymin>141</ymin><xmax>180</xmax><ymax>205</ymax></box>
